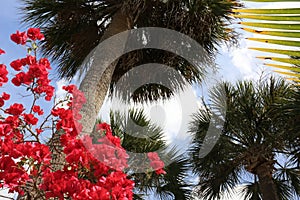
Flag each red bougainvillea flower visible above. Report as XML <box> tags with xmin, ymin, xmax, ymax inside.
<box><xmin>32</xmin><ymin>105</ymin><xmax>44</xmax><ymax>115</ymax></box>
<box><xmin>4</xmin><ymin>116</ymin><xmax>20</xmax><ymax>130</ymax></box>
<box><xmin>27</xmin><ymin>28</ymin><xmax>44</xmax><ymax>41</ymax></box>
<box><xmin>39</xmin><ymin>58</ymin><xmax>51</xmax><ymax>69</ymax></box>
<box><xmin>0</xmin><ymin>123</ymin><xmax>12</xmax><ymax>137</ymax></box>
<box><xmin>2</xmin><ymin>92</ymin><xmax>10</xmax><ymax>101</ymax></box>
<box><xmin>19</xmin><ymin>55</ymin><xmax>37</xmax><ymax>66</ymax></box>
<box><xmin>0</xmin><ymin>48</ymin><xmax>5</xmax><ymax>55</ymax></box>
<box><xmin>10</xmin><ymin>59</ymin><xmax>24</xmax><ymax>71</ymax></box>
<box><xmin>0</xmin><ymin>64</ymin><xmax>8</xmax><ymax>86</ymax></box>
<box><xmin>97</xmin><ymin>122</ymin><xmax>112</xmax><ymax>134</ymax></box>
<box><xmin>10</xmin><ymin>31</ymin><xmax>27</xmax><ymax>45</ymax></box>
<box><xmin>0</xmin><ymin>99</ymin><xmax>4</xmax><ymax>107</ymax></box>
<box><xmin>147</xmin><ymin>152</ymin><xmax>166</xmax><ymax>175</ymax></box>
<box><xmin>35</xmin><ymin>128</ymin><xmax>43</xmax><ymax>135</ymax></box>
<box><xmin>147</xmin><ymin>152</ymin><xmax>161</xmax><ymax>161</ymax></box>
<box><xmin>25</xmin><ymin>55</ymin><xmax>37</xmax><ymax>65</ymax></box>
<box><xmin>155</xmin><ymin>168</ymin><xmax>167</xmax><ymax>175</ymax></box>
<box><xmin>0</xmin><ymin>94</ymin><xmax>7</xmax><ymax>107</ymax></box>
<box><xmin>23</xmin><ymin>113</ymin><xmax>38</xmax><ymax>125</ymax></box>
<box><xmin>11</xmin><ymin>72</ymin><xmax>32</xmax><ymax>86</ymax></box>
<box><xmin>5</xmin><ymin>103</ymin><xmax>25</xmax><ymax>116</ymax></box>
<box><xmin>0</xmin><ymin>92</ymin><xmax>10</xmax><ymax>107</ymax></box>
<box><xmin>62</xmin><ymin>85</ymin><xmax>76</xmax><ymax>93</ymax></box>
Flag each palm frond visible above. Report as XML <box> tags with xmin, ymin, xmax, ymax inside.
<box><xmin>233</xmin><ymin>1</ymin><xmax>300</xmax><ymax>82</ymax></box>
<box><xmin>241</xmin><ymin>181</ymin><xmax>262</xmax><ymax>200</ymax></box>
<box><xmin>275</xmin><ymin>166</ymin><xmax>300</xmax><ymax>198</ymax></box>
<box><xmin>109</xmin><ymin>108</ymin><xmax>191</xmax><ymax>199</ymax></box>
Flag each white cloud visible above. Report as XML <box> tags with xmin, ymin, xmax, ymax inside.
<box><xmin>217</xmin><ymin>40</ymin><xmax>263</xmax><ymax>83</ymax></box>
<box><xmin>55</xmin><ymin>79</ymin><xmax>69</xmax><ymax>98</ymax></box>
<box><xmin>231</xmin><ymin>47</ymin><xmax>257</xmax><ymax>78</ymax></box>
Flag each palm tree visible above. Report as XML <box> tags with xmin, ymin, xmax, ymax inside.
<box><xmin>233</xmin><ymin>0</ymin><xmax>300</xmax><ymax>82</ymax></box>
<box><xmin>189</xmin><ymin>77</ymin><xmax>300</xmax><ymax>200</ymax></box>
<box><xmin>21</xmin><ymin>0</ymin><xmax>242</xmax><ymax>135</ymax></box>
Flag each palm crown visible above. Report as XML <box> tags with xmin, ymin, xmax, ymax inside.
<box><xmin>189</xmin><ymin>77</ymin><xmax>300</xmax><ymax>200</ymax></box>
<box><xmin>22</xmin><ymin>0</ymin><xmax>241</xmax><ymax>101</ymax></box>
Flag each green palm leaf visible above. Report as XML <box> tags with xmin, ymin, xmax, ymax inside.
<box><xmin>250</xmin><ymin>48</ymin><xmax>300</xmax><ymax>57</ymax></box>
<box><xmin>241</xmin><ymin>22</ymin><xmax>300</xmax><ymax>30</ymax></box>
<box><xmin>233</xmin><ymin>8</ymin><xmax>300</xmax><ymax>14</ymax></box>
<box><xmin>247</xmin><ymin>38</ymin><xmax>300</xmax><ymax>48</ymax></box>
<box><xmin>242</xmin><ymin>28</ymin><xmax>300</xmax><ymax>38</ymax></box>
<box><xmin>233</xmin><ymin>1</ymin><xmax>300</xmax><ymax>81</ymax></box>
<box><xmin>256</xmin><ymin>57</ymin><xmax>300</xmax><ymax>66</ymax></box>
<box><xmin>234</xmin><ymin>15</ymin><xmax>300</xmax><ymax>21</ymax></box>
<box><xmin>264</xmin><ymin>64</ymin><xmax>300</xmax><ymax>73</ymax></box>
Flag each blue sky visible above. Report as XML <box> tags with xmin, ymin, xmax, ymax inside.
<box><xmin>0</xmin><ymin>0</ymin><xmax>58</xmax><ymax>145</ymax></box>
<box><xmin>1</xmin><ymin>0</ymin><xmax>28</xmax><ymax>63</ymax></box>
<box><xmin>1</xmin><ymin>1</ymin><xmax>300</xmax><ymax>199</ymax></box>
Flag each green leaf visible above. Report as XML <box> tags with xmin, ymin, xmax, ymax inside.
<box><xmin>257</xmin><ymin>56</ymin><xmax>300</xmax><ymax>65</ymax></box>
<box><xmin>265</xmin><ymin>63</ymin><xmax>300</xmax><ymax>73</ymax></box>
<box><xmin>242</xmin><ymin>28</ymin><xmax>300</xmax><ymax>38</ymax></box>
<box><xmin>235</xmin><ymin>1</ymin><xmax>300</xmax><ymax>81</ymax></box>
<box><xmin>233</xmin><ymin>8</ymin><xmax>300</xmax><ymax>14</ymax></box>
<box><xmin>250</xmin><ymin>48</ymin><xmax>300</xmax><ymax>57</ymax></box>
<box><xmin>241</xmin><ymin>22</ymin><xmax>300</xmax><ymax>30</ymax></box>
<box><xmin>247</xmin><ymin>38</ymin><xmax>300</xmax><ymax>47</ymax></box>
<box><xmin>274</xmin><ymin>71</ymin><xmax>300</xmax><ymax>78</ymax></box>
<box><xmin>234</xmin><ymin>14</ymin><xmax>300</xmax><ymax>21</ymax></box>
<box><xmin>27</xmin><ymin>47</ymin><xmax>32</xmax><ymax>54</ymax></box>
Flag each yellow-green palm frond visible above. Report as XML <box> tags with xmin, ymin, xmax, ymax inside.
<box><xmin>233</xmin><ymin>0</ymin><xmax>300</xmax><ymax>83</ymax></box>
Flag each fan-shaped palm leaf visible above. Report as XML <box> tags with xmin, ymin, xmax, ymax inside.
<box><xmin>233</xmin><ymin>0</ymin><xmax>300</xmax><ymax>82</ymax></box>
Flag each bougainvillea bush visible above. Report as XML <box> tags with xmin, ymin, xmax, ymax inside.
<box><xmin>0</xmin><ymin>28</ymin><xmax>166</xmax><ymax>200</ymax></box>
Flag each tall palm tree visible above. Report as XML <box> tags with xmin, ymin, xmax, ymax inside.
<box><xmin>21</xmin><ymin>0</ymin><xmax>242</xmax><ymax>135</ymax></box>
<box><xmin>233</xmin><ymin>0</ymin><xmax>300</xmax><ymax>82</ymax></box>
<box><xmin>189</xmin><ymin>77</ymin><xmax>300</xmax><ymax>200</ymax></box>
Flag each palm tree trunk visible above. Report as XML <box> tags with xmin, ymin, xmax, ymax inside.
<box><xmin>256</xmin><ymin>162</ymin><xmax>280</xmax><ymax>200</ymax></box>
<box><xmin>79</xmin><ymin>9</ymin><xmax>131</xmax><ymax>135</ymax></box>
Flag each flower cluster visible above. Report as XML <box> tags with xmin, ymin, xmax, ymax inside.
<box><xmin>44</xmin><ymin>86</ymin><xmax>134</xmax><ymax>200</ymax></box>
<box><xmin>10</xmin><ymin>28</ymin><xmax>44</xmax><ymax>45</ymax></box>
<box><xmin>0</xmin><ymin>28</ymin><xmax>135</xmax><ymax>199</ymax></box>
<box><xmin>0</xmin><ymin>28</ymin><xmax>167</xmax><ymax>199</ymax></box>
<box><xmin>10</xmin><ymin>55</ymin><xmax>54</xmax><ymax>101</ymax></box>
